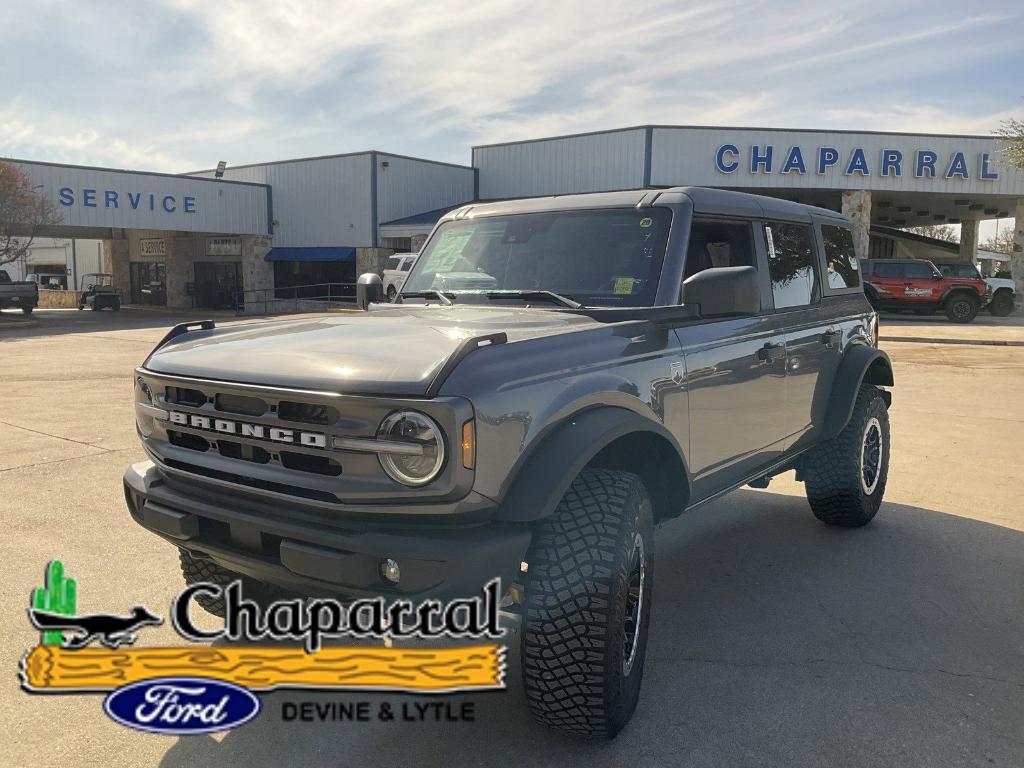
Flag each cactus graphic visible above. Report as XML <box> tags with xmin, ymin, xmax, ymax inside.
<box><xmin>32</xmin><ymin>561</ymin><xmax>76</xmax><ymax>645</ymax></box>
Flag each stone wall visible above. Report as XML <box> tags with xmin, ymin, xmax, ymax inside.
<box><xmin>356</xmin><ymin>247</ymin><xmax>395</xmax><ymax>277</ymax></box>
<box><xmin>1012</xmin><ymin>199</ymin><xmax>1024</xmax><ymax>314</ymax></box>
<box><xmin>38</xmin><ymin>289</ymin><xmax>81</xmax><ymax>309</ymax></box>
<box><xmin>841</xmin><ymin>190</ymin><xmax>872</xmax><ymax>261</ymax></box>
<box><xmin>102</xmin><ymin>238</ymin><xmax>130</xmax><ymax>298</ymax></box>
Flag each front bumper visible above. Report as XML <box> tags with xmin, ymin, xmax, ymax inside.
<box><xmin>124</xmin><ymin>461</ymin><xmax>531</xmax><ymax>602</ymax></box>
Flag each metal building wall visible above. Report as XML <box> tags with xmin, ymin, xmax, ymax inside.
<box><xmin>193</xmin><ymin>154</ymin><xmax>375</xmax><ymax>247</ymax></box>
<box><xmin>6</xmin><ymin>159</ymin><xmax>269</xmax><ymax>234</ymax></box>
<box><xmin>376</xmin><ymin>154</ymin><xmax>475</xmax><ymax>224</ymax></box>
<box><xmin>473</xmin><ymin>128</ymin><xmax>647</xmax><ymax>199</ymax></box>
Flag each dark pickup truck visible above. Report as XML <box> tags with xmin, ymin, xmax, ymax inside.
<box><xmin>125</xmin><ymin>187</ymin><xmax>893</xmax><ymax>738</ymax></box>
<box><xmin>0</xmin><ymin>269</ymin><xmax>39</xmax><ymax>315</ymax></box>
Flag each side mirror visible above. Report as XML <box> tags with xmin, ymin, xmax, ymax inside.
<box><xmin>682</xmin><ymin>266</ymin><xmax>760</xmax><ymax>317</ymax></box>
<box><xmin>356</xmin><ymin>272</ymin><xmax>384</xmax><ymax>310</ymax></box>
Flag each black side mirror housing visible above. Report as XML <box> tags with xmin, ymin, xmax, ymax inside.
<box><xmin>682</xmin><ymin>266</ymin><xmax>760</xmax><ymax>317</ymax></box>
<box><xmin>356</xmin><ymin>273</ymin><xmax>384</xmax><ymax>310</ymax></box>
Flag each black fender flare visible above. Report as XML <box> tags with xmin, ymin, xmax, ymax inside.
<box><xmin>494</xmin><ymin>406</ymin><xmax>688</xmax><ymax>523</ymax></box>
<box><xmin>938</xmin><ymin>286</ymin><xmax>980</xmax><ymax>307</ymax></box>
<box><xmin>821</xmin><ymin>345</ymin><xmax>894</xmax><ymax>442</ymax></box>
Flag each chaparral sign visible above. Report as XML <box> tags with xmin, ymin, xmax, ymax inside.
<box><xmin>715</xmin><ymin>144</ymin><xmax>999</xmax><ymax>181</ymax></box>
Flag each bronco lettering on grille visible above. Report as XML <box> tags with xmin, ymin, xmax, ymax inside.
<box><xmin>167</xmin><ymin>411</ymin><xmax>327</xmax><ymax>448</ymax></box>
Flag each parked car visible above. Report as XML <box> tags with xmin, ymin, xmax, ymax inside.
<box><xmin>382</xmin><ymin>253</ymin><xmax>417</xmax><ymax>301</ymax></box>
<box><xmin>0</xmin><ymin>268</ymin><xmax>39</xmax><ymax>315</ymax></box>
<box><xmin>125</xmin><ymin>187</ymin><xmax>892</xmax><ymax>738</ymax></box>
<box><xmin>934</xmin><ymin>262</ymin><xmax>1015</xmax><ymax>317</ymax></box>
<box><xmin>861</xmin><ymin>258</ymin><xmax>990</xmax><ymax>323</ymax></box>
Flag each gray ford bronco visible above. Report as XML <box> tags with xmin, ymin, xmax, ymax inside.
<box><xmin>125</xmin><ymin>187</ymin><xmax>893</xmax><ymax>738</ymax></box>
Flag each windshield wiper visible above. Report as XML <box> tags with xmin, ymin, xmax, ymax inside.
<box><xmin>483</xmin><ymin>290</ymin><xmax>582</xmax><ymax>309</ymax></box>
<box><xmin>399</xmin><ymin>290</ymin><xmax>453</xmax><ymax>306</ymax></box>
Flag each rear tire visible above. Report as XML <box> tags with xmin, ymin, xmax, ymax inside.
<box><xmin>804</xmin><ymin>385</ymin><xmax>889</xmax><ymax>527</ymax></box>
<box><xmin>386</xmin><ymin>286</ymin><xmax>397</xmax><ymax>302</ymax></box>
<box><xmin>944</xmin><ymin>294</ymin><xmax>978</xmax><ymax>323</ymax></box>
<box><xmin>988</xmin><ymin>291</ymin><xmax>1014</xmax><ymax>317</ymax></box>
<box><xmin>21</xmin><ymin>306</ymin><xmax>33</xmax><ymax>316</ymax></box>
<box><xmin>520</xmin><ymin>468</ymin><xmax>654</xmax><ymax>739</ymax></box>
<box><xmin>178</xmin><ymin>549</ymin><xmax>281</xmax><ymax>617</ymax></box>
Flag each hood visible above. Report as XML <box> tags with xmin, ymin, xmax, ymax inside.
<box><xmin>144</xmin><ymin>304</ymin><xmax>603</xmax><ymax>395</ymax></box>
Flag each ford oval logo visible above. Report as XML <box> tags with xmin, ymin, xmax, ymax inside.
<box><xmin>103</xmin><ymin>677</ymin><xmax>260</xmax><ymax>735</ymax></box>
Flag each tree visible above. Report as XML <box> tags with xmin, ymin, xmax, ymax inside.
<box><xmin>995</xmin><ymin>117</ymin><xmax>1024</xmax><ymax>168</ymax></box>
<box><xmin>981</xmin><ymin>229</ymin><xmax>1014</xmax><ymax>255</ymax></box>
<box><xmin>904</xmin><ymin>224</ymin><xmax>959</xmax><ymax>243</ymax></box>
<box><xmin>0</xmin><ymin>162</ymin><xmax>62</xmax><ymax>268</ymax></box>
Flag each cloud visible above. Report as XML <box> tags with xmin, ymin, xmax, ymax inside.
<box><xmin>0</xmin><ymin>0</ymin><xmax>1021</xmax><ymax>169</ymax></box>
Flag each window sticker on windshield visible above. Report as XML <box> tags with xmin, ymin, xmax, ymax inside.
<box><xmin>765</xmin><ymin>225</ymin><xmax>776</xmax><ymax>259</ymax></box>
<box><xmin>424</xmin><ymin>229</ymin><xmax>474</xmax><ymax>272</ymax></box>
<box><xmin>613</xmin><ymin>277</ymin><xmax>636</xmax><ymax>294</ymax></box>
<box><xmin>639</xmin><ymin>217</ymin><xmax>653</xmax><ymax>228</ymax></box>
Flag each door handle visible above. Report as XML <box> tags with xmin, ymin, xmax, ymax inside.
<box><xmin>757</xmin><ymin>342</ymin><xmax>785</xmax><ymax>364</ymax></box>
<box><xmin>819</xmin><ymin>330</ymin><xmax>841</xmax><ymax>347</ymax></box>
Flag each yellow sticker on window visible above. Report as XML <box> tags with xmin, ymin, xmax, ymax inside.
<box><xmin>639</xmin><ymin>217</ymin><xmax>653</xmax><ymax>228</ymax></box>
<box><xmin>613</xmin><ymin>277</ymin><xmax>636</xmax><ymax>294</ymax></box>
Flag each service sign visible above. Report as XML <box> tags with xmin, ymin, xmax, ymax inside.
<box><xmin>138</xmin><ymin>239</ymin><xmax>166</xmax><ymax>258</ymax></box>
<box><xmin>207</xmin><ymin>237</ymin><xmax>241</xmax><ymax>257</ymax></box>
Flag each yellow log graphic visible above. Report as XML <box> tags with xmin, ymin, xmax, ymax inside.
<box><xmin>21</xmin><ymin>644</ymin><xmax>505</xmax><ymax>693</ymax></box>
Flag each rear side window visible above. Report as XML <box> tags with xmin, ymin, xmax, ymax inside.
<box><xmin>385</xmin><ymin>257</ymin><xmax>400</xmax><ymax>270</ymax></box>
<box><xmin>820</xmin><ymin>225</ymin><xmax>860</xmax><ymax>289</ymax></box>
<box><xmin>872</xmin><ymin>262</ymin><xmax>902</xmax><ymax>278</ymax></box>
<box><xmin>765</xmin><ymin>222</ymin><xmax>817</xmax><ymax>309</ymax></box>
<box><xmin>400</xmin><ymin>258</ymin><xmax>414</xmax><ymax>272</ymax></box>
<box><xmin>905</xmin><ymin>262</ymin><xmax>935</xmax><ymax>279</ymax></box>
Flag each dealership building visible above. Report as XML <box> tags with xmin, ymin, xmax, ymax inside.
<box><xmin>5</xmin><ymin>125</ymin><xmax>1022</xmax><ymax>311</ymax></box>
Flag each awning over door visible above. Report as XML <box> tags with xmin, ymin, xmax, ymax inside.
<box><xmin>264</xmin><ymin>247</ymin><xmax>356</xmax><ymax>262</ymax></box>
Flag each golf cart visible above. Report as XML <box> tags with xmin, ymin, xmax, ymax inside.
<box><xmin>78</xmin><ymin>273</ymin><xmax>121</xmax><ymax>311</ymax></box>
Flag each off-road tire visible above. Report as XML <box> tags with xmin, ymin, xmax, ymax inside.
<box><xmin>988</xmin><ymin>290</ymin><xmax>1015</xmax><ymax>317</ymax></box>
<box><xmin>387</xmin><ymin>286</ymin><xmax>397</xmax><ymax>302</ymax></box>
<box><xmin>21</xmin><ymin>306</ymin><xmax>33</xmax><ymax>316</ymax></box>
<box><xmin>804</xmin><ymin>385</ymin><xmax>889</xmax><ymax>527</ymax></box>
<box><xmin>944</xmin><ymin>294</ymin><xmax>978</xmax><ymax>323</ymax></box>
<box><xmin>178</xmin><ymin>549</ymin><xmax>283</xmax><ymax>617</ymax></box>
<box><xmin>520</xmin><ymin>468</ymin><xmax>654</xmax><ymax>739</ymax></box>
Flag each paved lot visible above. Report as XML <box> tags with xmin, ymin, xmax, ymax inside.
<box><xmin>2</xmin><ymin>309</ymin><xmax>1022</xmax><ymax>767</ymax></box>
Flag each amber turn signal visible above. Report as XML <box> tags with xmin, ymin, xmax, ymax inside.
<box><xmin>461</xmin><ymin>420</ymin><xmax>475</xmax><ymax>469</ymax></box>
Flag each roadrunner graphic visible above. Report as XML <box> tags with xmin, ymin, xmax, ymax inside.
<box><xmin>28</xmin><ymin>606</ymin><xmax>162</xmax><ymax>649</ymax></box>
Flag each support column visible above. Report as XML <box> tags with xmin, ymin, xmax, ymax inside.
<box><xmin>958</xmin><ymin>219</ymin><xmax>978</xmax><ymax>264</ymax></box>
<box><xmin>241</xmin><ymin>235</ymin><xmax>273</xmax><ymax>313</ymax></box>
<box><xmin>841</xmin><ymin>190</ymin><xmax>872</xmax><ymax>261</ymax></box>
<box><xmin>101</xmin><ymin>237</ymin><xmax>129</xmax><ymax>298</ymax></box>
<box><xmin>1012</xmin><ymin>200</ymin><xmax>1024</xmax><ymax>314</ymax></box>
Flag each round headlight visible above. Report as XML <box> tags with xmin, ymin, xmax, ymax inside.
<box><xmin>376</xmin><ymin>411</ymin><xmax>446</xmax><ymax>486</ymax></box>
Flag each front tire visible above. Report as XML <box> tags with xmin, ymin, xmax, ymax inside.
<box><xmin>944</xmin><ymin>294</ymin><xmax>978</xmax><ymax>323</ymax></box>
<box><xmin>520</xmin><ymin>468</ymin><xmax>654</xmax><ymax>738</ymax></box>
<box><xmin>178</xmin><ymin>549</ymin><xmax>281</xmax><ymax>617</ymax></box>
<box><xmin>804</xmin><ymin>385</ymin><xmax>890</xmax><ymax>527</ymax></box>
<box><xmin>21</xmin><ymin>306</ymin><xmax>33</xmax><ymax>316</ymax></box>
<box><xmin>386</xmin><ymin>285</ymin><xmax>397</xmax><ymax>302</ymax></box>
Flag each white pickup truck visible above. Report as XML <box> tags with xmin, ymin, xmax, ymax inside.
<box><xmin>0</xmin><ymin>269</ymin><xmax>39</xmax><ymax>315</ymax></box>
<box><xmin>936</xmin><ymin>262</ymin><xmax>1015</xmax><ymax>316</ymax></box>
<box><xmin>382</xmin><ymin>253</ymin><xmax>417</xmax><ymax>301</ymax></box>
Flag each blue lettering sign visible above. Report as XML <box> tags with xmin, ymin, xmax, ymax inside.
<box><xmin>128</xmin><ymin>192</ymin><xmax>142</xmax><ymax>210</ymax></box>
<box><xmin>915</xmin><ymin>150</ymin><xmax>938</xmax><ymax>178</ymax></box>
<box><xmin>945</xmin><ymin>152</ymin><xmax>969</xmax><ymax>179</ymax></box>
<box><xmin>880</xmin><ymin>149</ymin><xmax>902</xmax><ymax>177</ymax></box>
<box><xmin>817</xmin><ymin>147</ymin><xmax>840</xmax><ymax>174</ymax></box>
<box><xmin>104</xmin><ymin>190</ymin><xmax>119</xmax><ymax>208</ymax></box>
<box><xmin>715</xmin><ymin>144</ymin><xmax>739</xmax><ymax>173</ymax></box>
<box><xmin>148</xmin><ymin>194</ymin><xmax>155</xmax><ymax>211</ymax></box>
<box><xmin>750</xmin><ymin>145</ymin><xmax>773</xmax><ymax>174</ymax></box>
<box><xmin>59</xmin><ymin>187</ymin><xmax>74</xmax><ymax>206</ymax></box>
<box><xmin>979</xmin><ymin>153</ymin><xmax>998</xmax><ymax>180</ymax></box>
<box><xmin>845</xmin><ymin>148</ymin><xmax>869</xmax><ymax>176</ymax></box>
<box><xmin>83</xmin><ymin>189</ymin><xmax>97</xmax><ymax>207</ymax></box>
<box><xmin>781</xmin><ymin>146</ymin><xmax>806</xmax><ymax>174</ymax></box>
<box><xmin>162</xmin><ymin>195</ymin><xmax>176</xmax><ymax>213</ymax></box>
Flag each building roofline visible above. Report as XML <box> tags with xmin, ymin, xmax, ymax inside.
<box><xmin>1</xmin><ymin>156</ymin><xmax>270</xmax><ymax>189</ymax></box>
<box><xmin>871</xmin><ymin>224</ymin><xmax>960</xmax><ymax>252</ymax></box>
<box><xmin>471</xmin><ymin>124</ymin><xmax>1001</xmax><ymax>151</ymax></box>
<box><xmin>188</xmin><ymin>150</ymin><xmax>474</xmax><ymax>175</ymax></box>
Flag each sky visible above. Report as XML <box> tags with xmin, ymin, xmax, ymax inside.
<box><xmin>1</xmin><ymin>0</ymin><xmax>1022</xmax><ymax>237</ymax></box>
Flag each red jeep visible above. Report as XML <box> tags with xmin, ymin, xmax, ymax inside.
<box><xmin>862</xmin><ymin>258</ymin><xmax>990</xmax><ymax>323</ymax></box>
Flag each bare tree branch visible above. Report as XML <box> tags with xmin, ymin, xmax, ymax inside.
<box><xmin>0</xmin><ymin>162</ymin><xmax>63</xmax><ymax>267</ymax></box>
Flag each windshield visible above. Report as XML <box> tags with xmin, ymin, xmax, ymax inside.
<box><xmin>402</xmin><ymin>207</ymin><xmax>671</xmax><ymax>307</ymax></box>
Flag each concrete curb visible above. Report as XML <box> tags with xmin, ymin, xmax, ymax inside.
<box><xmin>883</xmin><ymin>336</ymin><xmax>1024</xmax><ymax>347</ymax></box>
<box><xmin>0</xmin><ymin>318</ymin><xmax>38</xmax><ymax>331</ymax></box>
